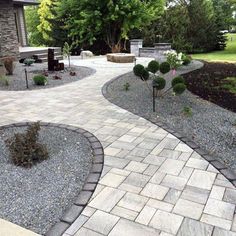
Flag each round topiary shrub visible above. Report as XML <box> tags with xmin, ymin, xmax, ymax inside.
<box><xmin>147</xmin><ymin>60</ymin><xmax>159</xmax><ymax>74</ymax></box>
<box><xmin>141</xmin><ymin>69</ymin><xmax>150</xmax><ymax>81</ymax></box>
<box><xmin>172</xmin><ymin>76</ymin><xmax>185</xmax><ymax>87</ymax></box>
<box><xmin>183</xmin><ymin>57</ymin><xmax>191</xmax><ymax>66</ymax></box>
<box><xmin>152</xmin><ymin>76</ymin><xmax>166</xmax><ymax>90</ymax></box>
<box><xmin>33</xmin><ymin>75</ymin><xmax>47</xmax><ymax>86</ymax></box>
<box><xmin>160</xmin><ymin>62</ymin><xmax>171</xmax><ymax>74</ymax></box>
<box><xmin>133</xmin><ymin>64</ymin><xmax>145</xmax><ymax>77</ymax></box>
<box><xmin>173</xmin><ymin>83</ymin><xmax>186</xmax><ymax>95</ymax></box>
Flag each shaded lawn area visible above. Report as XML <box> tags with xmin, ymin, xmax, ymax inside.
<box><xmin>192</xmin><ymin>33</ymin><xmax>236</xmax><ymax>62</ymax></box>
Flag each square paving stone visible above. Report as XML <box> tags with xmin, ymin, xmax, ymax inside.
<box><xmin>177</xmin><ymin>218</ymin><xmax>213</xmax><ymax>236</ymax></box>
<box><xmin>209</xmin><ymin>186</ymin><xmax>225</xmax><ymax>200</ymax></box>
<box><xmin>99</xmin><ymin>172</ymin><xmax>126</xmax><ymax>188</ymax></box>
<box><xmin>204</xmin><ymin>199</ymin><xmax>235</xmax><ymax>220</ymax></box>
<box><xmin>83</xmin><ymin>210</ymin><xmax>119</xmax><ymax>235</ymax></box>
<box><xmin>125</xmin><ymin>161</ymin><xmax>148</xmax><ymax>173</ymax></box>
<box><xmin>141</xmin><ymin>183</ymin><xmax>169</xmax><ymax>200</ymax></box>
<box><xmin>223</xmin><ymin>188</ymin><xmax>236</xmax><ymax>204</ymax></box>
<box><xmin>161</xmin><ymin>175</ymin><xmax>187</xmax><ymax>190</ymax></box>
<box><xmin>118</xmin><ymin>192</ymin><xmax>148</xmax><ymax>212</ymax></box>
<box><xmin>213</xmin><ymin>227</ymin><xmax>236</xmax><ymax>236</ymax></box>
<box><xmin>124</xmin><ymin>172</ymin><xmax>150</xmax><ymax>188</ymax></box>
<box><xmin>149</xmin><ymin>210</ymin><xmax>183</xmax><ymax>235</ymax></box>
<box><xmin>89</xmin><ymin>187</ymin><xmax>125</xmax><ymax>212</ymax></box>
<box><xmin>187</xmin><ymin>170</ymin><xmax>216</xmax><ymax>190</ymax></box>
<box><xmin>158</xmin><ymin>159</ymin><xmax>185</xmax><ymax>176</ymax></box>
<box><xmin>173</xmin><ymin>199</ymin><xmax>204</xmax><ymax>220</ymax></box>
<box><xmin>109</xmin><ymin>219</ymin><xmax>160</xmax><ymax>236</ymax></box>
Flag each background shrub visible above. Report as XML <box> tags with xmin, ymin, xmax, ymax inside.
<box><xmin>173</xmin><ymin>83</ymin><xmax>186</xmax><ymax>95</ymax></box>
<box><xmin>147</xmin><ymin>60</ymin><xmax>159</xmax><ymax>74</ymax></box>
<box><xmin>172</xmin><ymin>76</ymin><xmax>185</xmax><ymax>87</ymax></box>
<box><xmin>33</xmin><ymin>75</ymin><xmax>47</xmax><ymax>86</ymax></box>
<box><xmin>5</xmin><ymin>122</ymin><xmax>49</xmax><ymax>168</ymax></box>
<box><xmin>160</xmin><ymin>62</ymin><xmax>171</xmax><ymax>74</ymax></box>
<box><xmin>153</xmin><ymin>76</ymin><xmax>166</xmax><ymax>90</ymax></box>
<box><xmin>133</xmin><ymin>64</ymin><xmax>144</xmax><ymax>77</ymax></box>
<box><xmin>182</xmin><ymin>55</ymin><xmax>192</xmax><ymax>65</ymax></box>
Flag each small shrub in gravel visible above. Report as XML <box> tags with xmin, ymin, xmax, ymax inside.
<box><xmin>173</xmin><ymin>83</ymin><xmax>186</xmax><ymax>95</ymax></box>
<box><xmin>5</xmin><ymin>122</ymin><xmax>49</xmax><ymax>168</ymax></box>
<box><xmin>33</xmin><ymin>75</ymin><xmax>47</xmax><ymax>86</ymax></box>
<box><xmin>160</xmin><ymin>62</ymin><xmax>171</xmax><ymax>74</ymax></box>
<box><xmin>133</xmin><ymin>64</ymin><xmax>145</xmax><ymax>77</ymax></box>
<box><xmin>172</xmin><ymin>76</ymin><xmax>185</xmax><ymax>87</ymax></box>
<box><xmin>148</xmin><ymin>60</ymin><xmax>159</xmax><ymax>74</ymax></box>
<box><xmin>141</xmin><ymin>69</ymin><xmax>150</xmax><ymax>81</ymax></box>
<box><xmin>153</xmin><ymin>76</ymin><xmax>166</xmax><ymax>90</ymax></box>
<box><xmin>182</xmin><ymin>106</ymin><xmax>193</xmax><ymax>117</ymax></box>
<box><xmin>124</xmin><ymin>82</ymin><xmax>130</xmax><ymax>91</ymax></box>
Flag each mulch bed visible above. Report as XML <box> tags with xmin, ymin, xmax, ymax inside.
<box><xmin>183</xmin><ymin>62</ymin><xmax>236</xmax><ymax>112</ymax></box>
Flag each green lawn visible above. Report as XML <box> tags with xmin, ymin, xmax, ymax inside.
<box><xmin>192</xmin><ymin>33</ymin><xmax>236</xmax><ymax>62</ymax></box>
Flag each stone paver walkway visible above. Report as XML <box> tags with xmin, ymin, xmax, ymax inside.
<box><xmin>0</xmin><ymin>57</ymin><xmax>235</xmax><ymax>236</ymax></box>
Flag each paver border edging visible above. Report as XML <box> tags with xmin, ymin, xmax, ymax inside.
<box><xmin>0</xmin><ymin>122</ymin><xmax>104</xmax><ymax>236</ymax></box>
<box><xmin>102</xmin><ymin>72</ymin><xmax>236</xmax><ymax>188</ymax></box>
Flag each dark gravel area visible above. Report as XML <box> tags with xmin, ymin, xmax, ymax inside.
<box><xmin>0</xmin><ymin>63</ymin><xmax>95</xmax><ymax>91</ymax></box>
<box><xmin>0</xmin><ymin>125</ymin><xmax>93</xmax><ymax>234</ymax></box>
<box><xmin>104</xmin><ymin>61</ymin><xmax>236</xmax><ymax>172</ymax></box>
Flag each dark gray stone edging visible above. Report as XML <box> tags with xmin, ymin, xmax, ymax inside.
<box><xmin>0</xmin><ymin>122</ymin><xmax>104</xmax><ymax>236</ymax></box>
<box><xmin>102</xmin><ymin>73</ymin><xmax>236</xmax><ymax>188</ymax></box>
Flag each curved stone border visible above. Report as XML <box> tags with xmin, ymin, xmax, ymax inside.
<box><xmin>0</xmin><ymin>122</ymin><xmax>104</xmax><ymax>236</ymax></box>
<box><xmin>102</xmin><ymin>74</ymin><xmax>236</xmax><ymax>188</ymax></box>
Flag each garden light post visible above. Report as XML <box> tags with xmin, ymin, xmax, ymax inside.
<box><xmin>153</xmin><ymin>85</ymin><xmax>157</xmax><ymax>112</ymax></box>
<box><xmin>24</xmin><ymin>68</ymin><xmax>29</xmax><ymax>89</ymax></box>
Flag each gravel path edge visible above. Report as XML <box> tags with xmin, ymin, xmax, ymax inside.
<box><xmin>102</xmin><ymin>71</ymin><xmax>236</xmax><ymax>188</ymax></box>
<box><xmin>0</xmin><ymin>122</ymin><xmax>104</xmax><ymax>236</ymax></box>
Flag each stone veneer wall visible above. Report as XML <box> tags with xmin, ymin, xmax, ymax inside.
<box><xmin>0</xmin><ymin>0</ymin><xmax>20</xmax><ymax>58</ymax></box>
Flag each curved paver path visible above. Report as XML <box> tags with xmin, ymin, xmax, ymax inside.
<box><xmin>0</xmin><ymin>57</ymin><xmax>235</xmax><ymax>236</ymax></box>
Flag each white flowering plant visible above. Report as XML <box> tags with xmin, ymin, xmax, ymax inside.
<box><xmin>164</xmin><ymin>50</ymin><xmax>183</xmax><ymax>70</ymax></box>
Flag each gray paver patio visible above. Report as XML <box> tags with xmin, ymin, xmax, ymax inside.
<box><xmin>0</xmin><ymin>57</ymin><xmax>235</xmax><ymax>236</ymax></box>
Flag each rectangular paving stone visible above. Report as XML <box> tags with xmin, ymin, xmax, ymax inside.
<box><xmin>75</xmin><ymin>227</ymin><xmax>103</xmax><ymax>236</ymax></box>
<box><xmin>150</xmin><ymin>172</ymin><xmax>166</xmax><ymax>185</ymax></box>
<box><xmin>104</xmin><ymin>156</ymin><xmax>130</xmax><ymax>168</ymax></box>
<box><xmin>177</xmin><ymin>218</ymin><xmax>213</xmax><ymax>236</ymax></box>
<box><xmin>137</xmin><ymin>140</ymin><xmax>158</xmax><ymax>150</ymax></box>
<box><xmin>118</xmin><ymin>192</ymin><xmax>148</xmax><ymax>212</ymax></box>
<box><xmin>159</xmin><ymin>149</ymin><xmax>181</xmax><ymax>160</ymax></box>
<box><xmin>186</xmin><ymin>158</ymin><xmax>209</xmax><ymax>170</ymax></box>
<box><xmin>99</xmin><ymin>172</ymin><xmax>126</xmax><ymax>188</ymax></box>
<box><xmin>164</xmin><ymin>189</ymin><xmax>182</xmax><ymax>204</ymax></box>
<box><xmin>109</xmin><ymin>219</ymin><xmax>160</xmax><ymax>236</ymax></box>
<box><xmin>110</xmin><ymin>168</ymin><xmax>130</xmax><ymax>176</ymax></box>
<box><xmin>119</xmin><ymin>183</ymin><xmax>142</xmax><ymax>194</ymax></box>
<box><xmin>118</xmin><ymin>135</ymin><xmax>137</xmax><ymax>143</ymax></box>
<box><xmin>143</xmin><ymin>154</ymin><xmax>166</xmax><ymax>166</ymax></box>
<box><xmin>179</xmin><ymin>166</ymin><xmax>194</xmax><ymax>179</ymax></box>
<box><xmin>135</xmin><ymin>206</ymin><xmax>156</xmax><ymax>225</ymax></box>
<box><xmin>210</xmin><ymin>186</ymin><xmax>225</xmax><ymax>200</ymax></box>
<box><xmin>83</xmin><ymin>210</ymin><xmax>119</xmax><ymax>235</ymax></box>
<box><xmin>143</xmin><ymin>165</ymin><xmax>159</xmax><ymax>176</ymax></box>
<box><xmin>82</xmin><ymin>207</ymin><xmax>96</xmax><ymax>217</ymax></box>
<box><xmin>181</xmin><ymin>186</ymin><xmax>210</xmax><ymax>204</ymax></box>
<box><xmin>89</xmin><ymin>187</ymin><xmax>125</xmax><ymax>212</ymax></box>
<box><xmin>201</xmin><ymin>214</ymin><xmax>232</xmax><ymax>230</ymax></box>
<box><xmin>147</xmin><ymin>199</ymin><xmax>174</xmax><ymax>212</ymax></box>
<box><xmin>232</xmin><ymin>214</ymin><xmax>236</xmax><ymax>232</ymax></box>
<box><xmin>124</xmin><ymin>172</ymin><xmax>150</xmax><ymax>188</ymax></box>
<box><xmin>110</xmin><ymin>140</ymin><xmax>137</xmax><ymax>151</ymax></box>
<box><xmin>175</xmin><ymin>143</ymin><xmax>193</xmax><ymax>153</ymax></box>
<box><xmin>104</xmin><ymin>147</ymin><xmax>121</xmax><ymax>156</ymax></box>
<box><xmin>141</xmin><ymin>183</ymin><xmax>169</xmax><ymax>200</ymax></box>
<box><xmin>204</xmin><ymin>199</ymin><xmax>235</xmax><ymax>220</ymax></box>
<box><xmin>129</xmin><ymin>148</ymin><xmax>151</xmax><ymax>157</ymax></box>
<box><xmin>187</xmin><ymin>170</ymin><xmax>216</xmax><ymax>190</ymax></box>
<box><xmin>173</xmin><ymin>199</ymin><xmax>204</xmax><ymax>220</ymax></box>
<box><xmin>213</xmin><ymin>227</ymin><xmax>236</xmax><ymax>236</ymax></box>
<box><xmin>223</xmin><ymin>188</ymin><xmax>236</xmax><ymax>204</ymax></box>
<box><xmin>149</xmin><ymin>210</ymin><xmax>183</xmax><ymax>235</ymax></box>
<box><xmin>125</xmin><ymin>161</ymin><xmax>148</xmax><ymax>173</ymax></box>
<box><xmin>158</xmin><ymin>159</ymin><xmax>185</xmax><ymax>176</ymax></box>
<box><xmin>65</xmin><ymin>215</ymin><xmax>88</xmax><ymax>235</ymax></box>
<box><xmin>111</xmin><ymin>206</ymin><xmax>138</xmax><ymax>221</ymax></box>
<box><xmin>161</xmin><ymin>175</ymin><xmax>187</xmax><ymax>191</ymax></box>
<box><xmin>178</xmin><ymin>152</ymin><xmax>191</xmax><ymax>161</ymax></box>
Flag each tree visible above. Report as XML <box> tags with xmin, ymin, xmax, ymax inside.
<box><xmin>58</xmin><ymin>0</ymin><xmax>165</xmax><ymax>52</ymax></box>
<box><xmin>25</xmin><ymin>6</ymin><xmax>45</xmax><ymax>46</ymax></box>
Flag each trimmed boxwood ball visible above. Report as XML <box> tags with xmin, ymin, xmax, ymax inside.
<box><xmin>148</xmin><ymin>60</ymin><xmax>159</xmax><ymax>74</ymax></box>
<box><xmin>141</xmin><ymin>69</ymin><xmax>150</xmax><ymax>81</ymax></box>
<box><xmin>33</xmin><ymin>75</ymin><xmax>47</xmax><ymax>86</ymax></box>
<box><xmin>153</xmin><ymin>76</ymin><xmax>166</xmax><ymax>90</ymax></box>
<box><xmin>172</xmin><ymin>76</ymin><xmax>185</xmax><ymax>87</ymax></box>
<box><xmin>160</xmin><ymin>62</ymin><xmax>171</xmax><ymax>74</ymax></box>
<box><xmin>173</xmin><ymin>83</ymin><xmax>186</xmax><ymax>95</ymax></box>
<box><xmin>133</xmin><ymin>64</ymin><xmax>144</xmax><ymax>77</ymax></box>
<box><xmin>183</xmin><ymin>57</ymin><xmax>191</xmax><ymax>65</ymax></box>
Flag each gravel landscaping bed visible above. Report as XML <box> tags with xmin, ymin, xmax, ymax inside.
<box><xmin>0</xmin><ymin>124</ymin><xmax>93</xmax><ymax>234</ymax></box>
<box><xmin>0</xmin><ymin>63</ymin><xmax>95</xmax><ymax>91</ymax></box>
<box><xmin>103</xmin><ymin>61</ymin><xmax>236</xmax><ymax>172</ymax></box>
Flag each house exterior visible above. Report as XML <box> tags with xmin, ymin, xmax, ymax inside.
<box><xmin>0</xmin><ymin>0</ymin><xmax>38</xmax><ymax>58</ymax></box>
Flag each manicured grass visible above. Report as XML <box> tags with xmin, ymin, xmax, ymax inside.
<box><xmin>192</xmin><ymin>33</ymin><xmax>236</xmax><ymax>62</ymax></box>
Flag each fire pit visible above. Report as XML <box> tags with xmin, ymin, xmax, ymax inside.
<box><xmin>107</xmin><ymin>53</ymin><xmax>135</xmax><ymax>63</ymax></box>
